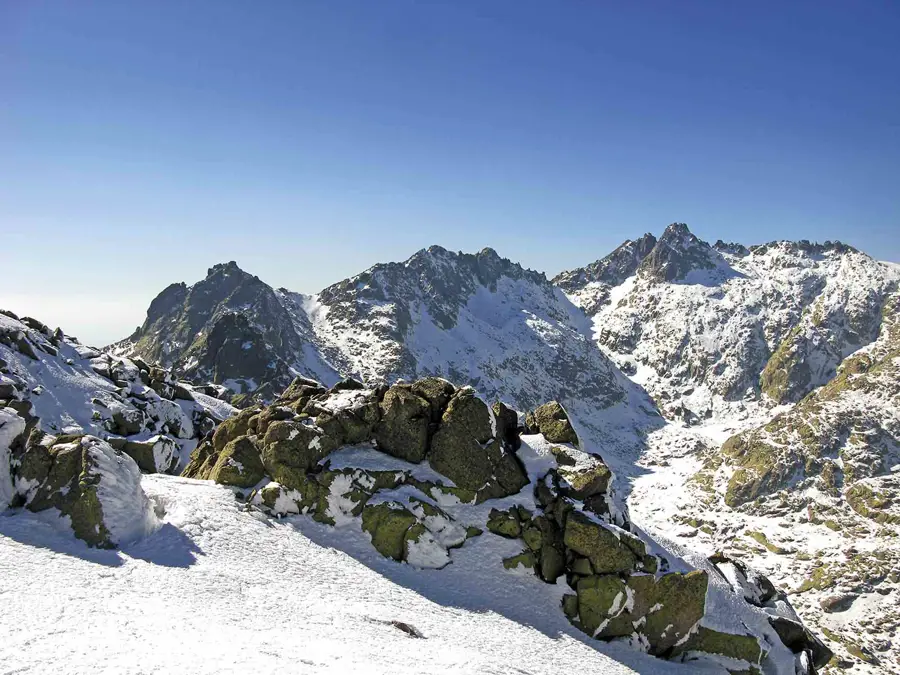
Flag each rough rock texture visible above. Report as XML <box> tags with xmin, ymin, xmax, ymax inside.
<box><xmin>117</xmin><ymin>262</ymin><xmax>340</xmax><ymax>405</ymax></box>
<box><xmin>553</xmin><ymin>234</ymin><xmax>658</xmax><ymax>314</ymax></box>
<box><xmin>525</xmin><ymin>401</ymin><xmax>579</xmax><ymax>445</ymax></box>
<box><xmin>374</xmin><ymin>386</ymin><xmax>430</xmax><ymax>462</ymax></box>
<box><xmin>719</xmin><ymin>291</ymin><xmax>900</xmax><ymax>510</ymax></box>
<box><xmin>10</xmin><ymin>434</ymin><xmax>156</xmax><ymax>548</ymax></box>
<box><xmin>118</xmin><ymin>248</ymin><xmax>626</xmax><ymax>428</ymax></box>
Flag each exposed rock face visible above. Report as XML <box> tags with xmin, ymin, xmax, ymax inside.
<box><xmin>525</xmin><ymin>401</ymin><xmax>579</xmax><ymax>445</ymax></box>
<box><xmin>553</xmin><ymin>234</ymin><xmax>657</xmax><ymax>314</ymax></box>
<box><xmin>0</xmin><ymin>310</ymin><xmax>237</xmax><ymax>546</ymax></box>
<box><xmin>719</xmin><ymin>291</ymin><xmax>900</xmax><ymax>510</ymax></box>
<box><xmin>10</xmin><ymin>432</ymin><xmax>156</xmax><ymax>548</ymax></box>
<box><xmin>637</xmin><ymin>222</ymin><xmax>731</xmax><ymax>284</ymax></box>
<box><xmin>374</xmin><ymin>386</ymin><xmax>431</xmax><ymax>462</ymax></box>
<box><xmin>429</xmin><ymin>388</ymin><xmax>528</xmax><ymax>500</ymax></box>
<box><xmin>119</xmin><ymin>261</ymin><xmax>340</xmax><ymax>405</ymax></box>
<box><xmin>185</xmin><ymin>378</ymin><xmax>528</xmax><ymax>504</ymax></box>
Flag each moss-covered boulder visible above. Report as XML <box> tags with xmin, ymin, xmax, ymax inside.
<box><xmin>503</xmin><ymin>550</ymin><xmax>537</xmax><ymax>571</ymax></box>
<box><xmin>259</xmin><ymin>420</ymin><xmax>337</xmax><ymax>491</ymax></box>
<box><xmin>208</xmin><ymin>435</ymin><xmax>266</xmax><ymax>488</ymax></box>
<box><xmin>563</xmin><ymin>511</ymin><xmax>637</xmax><ymax>574</ymax></box>
<box><xmin>211</xmin><ymin>406</ymin><xmax>261</xmax><ymax>453</ymax></box>
<box><xmin>671</xmin><ymin>626</ymin><xmax>764</xmax><ymax>665</ymax></box>
<box><xmin>572</xmin><ymin>570</ymin><xmax>708</xmax><ymax>655</ymax></box>
<box><xmin>410</xmin><ymin>377</ymin><xmax>455</xmax><ymax>422</ymax></box>
<box><xmin>361</xmin><ymin>502</ymin><xmax>419</xmax><ymax>561</ymax></box>
<box><xmin>525</xmin><ymin>401</ymin><xmax>579</xmax><ymax>445</ymax></box>
<box><xmin>487</xmin><ymin>507</ymin><xmax>522</xmax><ymax>538</ymax></box>
<box><xmin>576</xmin><ymin>574</ymin><xmax>629</xmax><ymax>635</ymax></box>
<box><xmin>555</xmin><ymin>453</ymin><xmax>612</xmax><ymax>501</ymax></box>
<box><xmin>429</xmin><ymin>389</ymin><xmax>527</xmax><ymax>499</ymax></box>
<box><xmin>374</xmin><ymin>385</ymin><xmax>431</xmax><ymax>462</ymax></box>
<box><xmin>627</xmin><ymin>571</ymin><xmax>708</xmax><ymax>653</ymax></box>
<box><xmin>17</xmin><ymin>436</ymin><xmax>154</xmax><ymax>548</ymax></box>
<box><xmin>121</xmin><ymin>435</ymin><xmax>179</xmax><ymax>474</ymax></box>
<box><xmin>310</xmin><ymin>390</ymin><xmax>381</xmax><ymax>446</ymax></box>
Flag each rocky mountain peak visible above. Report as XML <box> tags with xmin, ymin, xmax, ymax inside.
<box><xmin>206</xmin><ymin>260</ymin><xmax>248</xmax><ymax>278</ymax></box>
<box><xmin>638</xmin><ymin>222</ymin><xmax>728</xmax><ymax>283</ymax></box>
<box><xmin>713</xmin><ymin>239</ymin><xmax>751</xmax><ymax>257</ymax></box>
<box><xmin>553</xmin><ymin>233</ymin><xmax>657</xmax><ymax>294</ymax></box>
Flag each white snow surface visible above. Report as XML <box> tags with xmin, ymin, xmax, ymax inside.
<box><xmin>0</xmin><ymin>475</ymin><xmax>718</xmax><ymax>675</ymax></box>
<box><xmin>86</xmin><ymin>437</ymin><xmax>159</xmax><ymax>544</ymax></box>
<box><xmin>0</xmin><ymin>407</ymin><xmax>26</xmax><ymax>510</ymax></box>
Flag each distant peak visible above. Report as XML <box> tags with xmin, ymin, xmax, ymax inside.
<box><xmin>477</xmin><ymin>246</ymin><xmax>501</xmax><ymax>259</ymax></box>
<box><xmin>639</xmin><ymin>223</ymin><xmax>724</xmax><ymax>283</ymax></box>
<box><xmin>660</xmin><ymin>222</ymin><xmax>694</xmax><ymax>241</ymax></box>
<box><xmin>206</xmin><ymin>261</ymin><xmax>247</xmax><ymax>278</ymax></box>
<box><xmin>714</xmin><ymin>240</ymin><xmax>750</xmax><ymax>257</ymax></box>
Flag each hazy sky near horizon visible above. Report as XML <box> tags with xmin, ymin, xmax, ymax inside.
<box><xmin>2</xmin><ymin>0</ymin><xmax>898</xmax><ymax>346</ymax></box>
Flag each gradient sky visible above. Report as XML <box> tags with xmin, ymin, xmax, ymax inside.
<box><xmin>2</xmin><ymin>0</ymin><xmax>898</xmax><ymax>346</ymax></box>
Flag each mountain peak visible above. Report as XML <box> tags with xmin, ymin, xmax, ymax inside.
<box><xmin>553</xmin><ymin>233</ymin><xmax>657</xmax><ymax>295</ymax></box>
<box><xmin>206</xmin><ymin>261</ymin><xmax>249</xmax><ymax>279</ymax></box>
<box><xmin>639</xmin><ymin>223</ymin><xmax>725</xmax><ymax>283</ymax></box>
<box><xmin>661</xmin><ymin>222</ymin><xmax>692</xmax><ymax>238</ymax></box>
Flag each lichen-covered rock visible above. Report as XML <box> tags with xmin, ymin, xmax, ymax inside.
<box><xmin>429</xmin><ymin>388</ymin><xmax>527</xmax><ymax>499</ymax></box>
<box><xmin>503</xmin><ymin>550</ymin><xmax>537</xmax><ymax>571</ymax></box>
<box><xmin>575</xmin><ymin>574</ymin><xmax>628</xmax><ymax>635</ymax></box>
<box><xmin>211</xmin><ymin>406</ymin><xmax>261</xmax><ymax>453</ymax></box>
<box><xmin>410</xmin><ymin>377</ymin><xmax>455</xmax><ymax>422</ymax></box>
<box><xmin>122</xmin><ymin>435</ymin><xmax>179</xmax><ymax>474</ymax></box>
<box><xmin>308</xmin><ymin>388</ymin><xmax>380</xmax><ymax>446</ymax></box>
<box><xmin>563</xmin><ymin>511</ymin><xmax>637</xmax><ymax>574</ymax></box>
<box><xmin>486</xmin><ymin>507</ymin><xmax>522</xmax><ymax>538</ymax></box>
<box><xmin>574</xmin><ymin>570</ymin><xmax>708</xmax><ymax>655</ymax></box>
<box><xmin>361</xmin><ymin>502</ymin><xmax>418</xmax><ymax>561</ymax></box>
<box><xmin>259</xmin><ymin>420</ymin><xmax>337</xmax><ymax>490</ymax></box>
<box><xmin>525</xmin><ymin>401</ymin><xmax>579</xmax><ymax>445</ymax></box>
<box><xmin>671</xmin><ymin>626</ymin><xmax>764</xmax><ymax>665</ymax></box>
<box><xmin>208</xmin><ymin>435</ymin><xmax>266</xmax><ymax>488</ymax></box>
<box><xmin>16</xmin><ymin>435</ymin><xmax>156</xmax><ymax>548</ymax></box>
<box><xmin>374</xmin><ymin>385</ymin><xmax>430</xmax><ymax>462</ymax></box>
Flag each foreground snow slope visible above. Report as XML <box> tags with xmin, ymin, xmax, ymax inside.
<box><xmin>1</xmin><ymin>475</ymin><xmax>704</xmax><ymax>675</ymax></box>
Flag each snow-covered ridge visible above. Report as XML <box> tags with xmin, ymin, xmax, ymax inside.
<box><xmin>559</xmin><ymin>223</ymin><xmax>899</xmax><ymax>417</ymax></box>
<box><xmin>122</xmin><ymin>247</ymin><xmax>627</xmax><ymax>425</ymax></box>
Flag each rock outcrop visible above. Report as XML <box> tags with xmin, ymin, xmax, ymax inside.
<box><xmin>0</xmin><ymin>310</ymin><xmax>234</xmax><ymax>546</ymax></box>
<box><xmin>180</xmin><ymin>375</ymin><xmax>808</xmax><ymax>671</ymax></box>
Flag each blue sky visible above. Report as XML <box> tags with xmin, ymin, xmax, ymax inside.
<box><xmin>2</xmin><ymin>0</ymin><xmax>898</xmax><ymax>345</ymax></box>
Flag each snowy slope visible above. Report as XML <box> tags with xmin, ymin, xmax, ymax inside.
<box><xmin>294</xmin><ymin>246</ymin><xmax>623</xmax><ymax>411</ymax></box>
<box><xmin>0</xmin><ymin>474</ymin><xmax>712</xmax><ymax>675</ymax></box>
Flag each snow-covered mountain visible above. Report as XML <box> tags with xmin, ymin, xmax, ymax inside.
<box><xmin>556</xmin><ymin>222</ymin><xmax>898</xmax><ymax>416</ymax></box>
<box><xmin>123</xmin><ymin>247</ymin><xmax>626</xmax><ymax>420</ymax></box>
<box><xmin>557</xmin><ymin>224</ymin><xmax>900</xmax><ymax>672</ymax></box>
<box><xmin>5</xmin><ymin>227</ymin><xmax>899</xmax><ymax>673</ymax></box>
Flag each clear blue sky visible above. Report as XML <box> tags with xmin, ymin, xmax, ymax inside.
<box><xmin>2</xmin><ymin>0</ymin><xmax>898</xmax><ymax>345</ymax></box>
